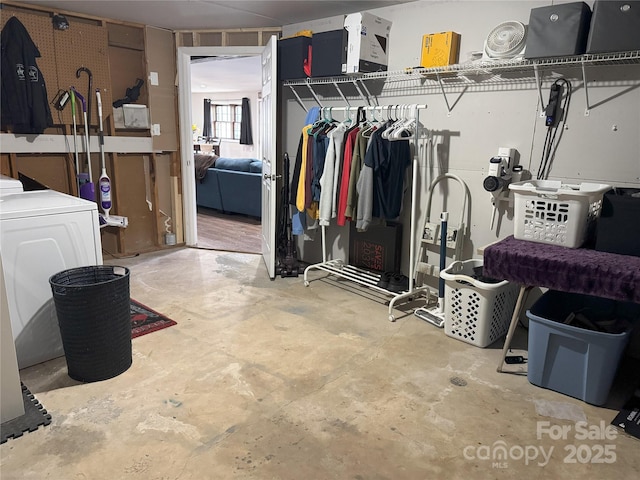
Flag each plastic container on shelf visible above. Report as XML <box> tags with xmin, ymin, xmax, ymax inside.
<box><xmin>526</xmin><ymin>290</ymin><xmax>635</xmax><ymax>406</ymax></box>
<box><xmin>509</xmin><ymin>180</ymin><xmax>611</xmax><ymax>248</ymax></box>
<box><xmin>595</xmin><ymin>187</ymin><xmax>640</xmax><ymax>257</ymax></box>
<box><xmin>440</xmin><ymin>259</ymin><xmax>519</xmax><ymax>348</ymax></box>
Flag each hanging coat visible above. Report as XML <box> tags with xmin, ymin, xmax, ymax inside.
<box><xmin>1</xmin><ymin>16</ymin><xmax>53</xmax><ymax>134</ymax></box>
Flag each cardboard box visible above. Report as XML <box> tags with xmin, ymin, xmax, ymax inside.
<box><xmin>420</xmin><ymin>31</ymin><xmax>460</xmax><ymax>68</ymax></box>
<box><xmin>343</xmin><ymin>13</ymin><xmax>392</xmax><ymax>74</ymax></box>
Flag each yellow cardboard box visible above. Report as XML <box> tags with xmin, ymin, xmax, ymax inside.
<box><xmin>420</xmin><ymin>31</ymin><xmax>461</xmax><ymax>68</ymax></box>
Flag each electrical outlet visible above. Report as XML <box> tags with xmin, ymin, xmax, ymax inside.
<box><xmin>149</xmin><ymin>72</ymin><xmax>159</xmax><ymax>86</ymax></box>
<box><xmin>151</xmin><ymin>124</ymin><xmax>161</xmax><ymax>136</ymax></box>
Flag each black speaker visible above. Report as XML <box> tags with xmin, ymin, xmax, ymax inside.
<box><xmin>587</xmin><ymin>1</ymin><xmax>640</xmax><ymax>54</ymax></box>
<box><xmin>525</xmin><ymin>2</ymin><xmax>592</xmax><ymax>59</ymax></box>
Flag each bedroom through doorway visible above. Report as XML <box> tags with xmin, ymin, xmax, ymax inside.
<box><xmin>191</xmin><ymin>55</ymin><xmax>263</xmax><ymax>254</ymax></box>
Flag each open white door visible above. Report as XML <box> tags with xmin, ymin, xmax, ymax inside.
<box><xmin>260</xmin><ymin>36</ymin><xmax>278</xmax><ymax>279</ymax></box>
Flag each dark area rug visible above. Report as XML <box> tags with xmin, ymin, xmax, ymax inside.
<box><xmin>131</xmin><ymin>299</ymin><xmax>177</xmax><ymax>338</ymax></box>
<box><xmin>1</xmin><ymin>383</ymin><xmax>51</xmax><ymax>444</ymax></box>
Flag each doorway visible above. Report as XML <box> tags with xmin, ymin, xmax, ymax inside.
<box><xmin>178</xmin><ymin>46</ymin><xmax>264</xmax><ymax>253</ymax></box>
<box><xmin>191</xmin><ymin>55</ymin><xmax>262</xmax><ymax>253</ymax></box>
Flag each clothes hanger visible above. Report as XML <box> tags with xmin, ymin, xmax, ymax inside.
<box><xmin>337</xmin><ymin>105</ymin><xmax>352</xmax><ymax>128</ymax></box>
<box><xmin>382</xmin><ymin>105</ymin><xmax>405</xmax><ymax>139</ymax></box>
<box><xmin>360</xmin><ymin>106</ymin><xmax>381</xmax><ymax>138</ymax></box>
<box><xmin>389</xmin><ymin>104</ymin><xmax>417</xmax><ymax>141</ymax></box>
<box><xmin>310</xmin><ymin>107</ymin><xmax>330</xmax><ymax>134</ymax></box>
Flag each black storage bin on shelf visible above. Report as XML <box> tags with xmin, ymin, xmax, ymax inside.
<box><xmin>311</xmin><ymin>29</ymin><xmax>347</xmax><ymax>77</ymax></box>
<box><xmin>525</xmin><ymin>2</ymin><xmax>592</xmax><ymax>58</ymax></box>
<box><xmin>595</xmin><ymin>188</ymin><xmax>640</xmax><ymax>257</ymax></box>
<box><xmin>587</xmin><ymin>1</ymin><xmax>640</xmax><ymax>54</ymax></box>
<box><xmin>49</xmin><ymin>265</ymin><xmax>132</xmax><ymax>383</ymax></box>
<box><xmin>278</xmin><ymin>36</ymin><xmax>311</xmax><ymax>80</ymax></box>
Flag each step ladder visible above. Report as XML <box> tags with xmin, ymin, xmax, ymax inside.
<box><xmin>414</xmin><ymin>173</ymin><xmax>469</xmax><ymax>327</ymax></box>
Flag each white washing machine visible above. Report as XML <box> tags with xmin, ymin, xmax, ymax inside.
<box><xmin>0</xmin><ymin>188</ymin><xmax>102</xmax><ymax>369</ymax></box>
<box><xmin>0</xmin><ymin>174</ymin><xmax>24</xmax><ymax>194</ymax></box>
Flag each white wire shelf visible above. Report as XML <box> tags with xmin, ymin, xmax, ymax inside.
<box><xmin>283</xmin><ymin>50</ymin><xmax>640</xmax><ymax>87</ymax></box>
<box><xmin>284</xmin><ymin>50</ymin><xmax>640</xmax><ymax>115</ymax></box>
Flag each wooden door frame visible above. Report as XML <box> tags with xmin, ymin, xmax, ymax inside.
<box><xmin>177</xmin><ymin>45</ymin><xmax>264</xmax><ymax>246</ymax></box>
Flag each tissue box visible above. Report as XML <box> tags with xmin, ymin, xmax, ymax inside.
<box><xmin>420</xmin><ymin>31</ymin><xmax>461</xmax><ymax>68</ymax></box>
<box><xmin>343</xmin><ymin>12</ymin><xmax>392</xmax><ymax>74</ymax></box>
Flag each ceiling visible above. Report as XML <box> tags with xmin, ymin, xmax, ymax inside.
<box><xmin>190</xmin><ymin>56</ymin><xmax>262</xmax><ymax>94</ymax></box>
<box><xmin>20</xmin><ymin>0</ymin><xmax>409</xmax><ymax>30</ymax></box>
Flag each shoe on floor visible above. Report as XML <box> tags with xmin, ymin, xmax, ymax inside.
<box><xmin>387</xmin><ymin>273</ymin><xmax>409</xmax><ymax>293</ymax></box>
<box><xmin>376</xmin><ymin>271</ymin><xmax>392</xmax><ymax>289</ymax></box>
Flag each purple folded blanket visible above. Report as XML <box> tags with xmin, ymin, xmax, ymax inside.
<box><xmin>483</xmin><ymin>236</ymin><xmax>640</xmax><ymax>304</ymax></box>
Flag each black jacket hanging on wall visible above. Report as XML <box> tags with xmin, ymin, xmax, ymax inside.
<box><xmin>1</xmin><ymin>17</ymin><xmax>53</xmax><ymax>134</ymax></box>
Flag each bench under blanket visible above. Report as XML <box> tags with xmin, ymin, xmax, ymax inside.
<box><xmin>483</xmin><ymin>235</ymin><xmax>640</xmax><ymax>304</ymax></box>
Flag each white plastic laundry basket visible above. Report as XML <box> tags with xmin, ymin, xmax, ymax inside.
<box><xmin>441</xmin><ymin>259</ymin><xmax>519</xmax><ymax>348</ymax></box>
<box><xmin>509</xmin><ymin>180</ymin><xmax>611</xmax><ymax>248</ymax></box>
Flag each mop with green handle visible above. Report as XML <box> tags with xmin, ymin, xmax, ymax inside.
<box><xmin>71</xmin><ymin>87</ymin><xmax>94</xmax><ymax>202</ymax></box>
<box><xmin>69</xmin><ymin>88</ymin><xmax>81</xmax><ymax>196</ymax></box>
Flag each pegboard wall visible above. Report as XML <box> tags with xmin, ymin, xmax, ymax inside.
<box><xmin>54</xmin><ymin>18</ymin><xmax>112</xmax><ymax>127</ymax></box>
<box><xmin>1</xmin><ymin>5</ymin><xmax>113</xmax><ymax>129</ymax></box>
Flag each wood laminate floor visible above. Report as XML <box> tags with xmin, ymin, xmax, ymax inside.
<box><xmin>196</xmin><ymin>206</ymin><xmax>261</xmax><ymax>254</ymax></box>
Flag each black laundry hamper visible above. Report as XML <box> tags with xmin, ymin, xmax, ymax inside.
<box><xmin>49</xmin><ymin>265</ymin><xmax>132</xmax><ymax>382</ymax></box>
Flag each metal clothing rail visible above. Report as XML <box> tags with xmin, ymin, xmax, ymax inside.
<box><xmin>303</xmin><ymin>104</ymin><xmax>431</xmax><ymax>321</ymax></box>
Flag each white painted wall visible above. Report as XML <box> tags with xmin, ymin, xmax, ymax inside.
<box><xmin>282</xmin><ymin>0</ymin><xmax>640</xmax><ymax>274</ymax></box>
<box><xmin>192</xmin><ymin>91</ymin><xmax>260</xmax><ymax>159</ymax></box>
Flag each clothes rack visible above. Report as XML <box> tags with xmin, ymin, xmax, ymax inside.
<box><xmin>302</xmin><ymin>104</ymin><xmax>430</xmax><ymax>321</ymax></box>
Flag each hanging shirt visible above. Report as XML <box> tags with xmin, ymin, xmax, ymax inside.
<box><xmin>319</xmin><ymin>124</ymin><xmax>347</xmax><ymax>226</ymax></box>
<box><xmin>356</xmin><ymin>129</ymin><xmax>382</xmax><ymax>231</ymax></box>
<box><xmin>290</xmin><ymin>134</ymin><xmax>306</xmax><ymax>235</ymax></box>
<box><xmin>364</xmin><ymin>125</ymin><xmax>411</xmax><ymax>220</ymax></box>
<box><xmin>291</xmin><ymin>108</ymin><xmax>320</xmax><ymax>235</ymax></box>
<box><xmin>336</xmin><ymin>127</ymin><xmax>360</xmax><ymax>226</ymax></box>
<box><xmin>330</xmin><ymin>126</ymin><xmax>348</xmax><ymax>219</ymax></box>
<box><xmin>311</xmin><ymin>131</ymin><xmax>330</xmax><ymax>202</ymax></box>
<box><xmin>296</xmin><ymin>125</ymin><xmax>313</xmax><ymax>212</ymax></box>
<box><xmin>344</xmin><ymin>130</ymin><xmax>370</xmax><ymax>221</ymax></box>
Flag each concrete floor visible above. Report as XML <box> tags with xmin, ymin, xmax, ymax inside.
<box><xmin>1</xmin><ymin>247</ymin><xmax>638</xmax><ymax>479</ymax></box>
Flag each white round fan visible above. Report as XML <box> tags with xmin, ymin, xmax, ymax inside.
<box><xmin>483</xmin><ymin>21</ymin><xmax>527</xmax><ymax>60</ymax></box>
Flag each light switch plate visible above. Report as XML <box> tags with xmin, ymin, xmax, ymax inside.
<box><xmin>151</xmin><ymin>124</ymin><xmax>161</xmax><ymax>136</ymax></box>
<box><xmin>149</xmin><ymin>72</ymin><xmax>159</xmax><ymax>86</ymax></box>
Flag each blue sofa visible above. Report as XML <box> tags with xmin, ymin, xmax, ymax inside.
<box><xmin>196</xmin><ymin>157</ymin><xmax>262</xmax><ymax>218</ymax></box>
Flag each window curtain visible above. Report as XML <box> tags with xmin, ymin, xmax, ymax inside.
<box><xmin>202</xmin><ymin>99</ymin><xmax>212</xmax><ymax>138</ymax></box>
<box><xmin>240</xmin><ymin>97</ymin><xmax>253</xmax><ymax>145</ymax></box>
